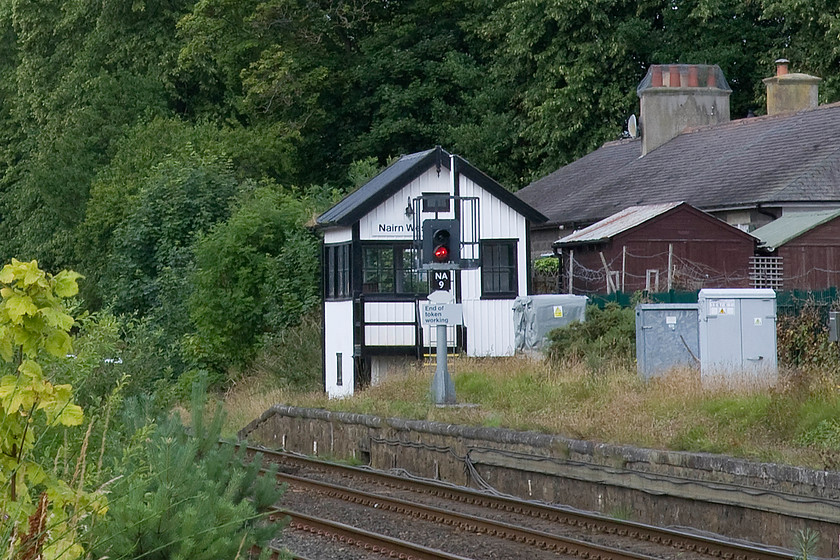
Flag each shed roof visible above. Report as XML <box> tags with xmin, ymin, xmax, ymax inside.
<box><xmin>751</xmin><ymin>209</ymin><xmax>840</xmax><ymax>250</ymax></box>
<box><xmin>516</xmin><ymin>102</ymin><xmax>840</xmax><ymax>228</ymax></box>
<box><xmin>318</xmin><ymin>146</ymin><xmax>547</xmax><ymax>227</ymax></box>
<box><xmin>553</xmin><ymin>202</ymin><xmax>683</xmax><ymax>246</ymax></box>
<box><xmin>553</xmin><ymin>201</ymin><xmax>756</xmax><ymax>249</ymax></box>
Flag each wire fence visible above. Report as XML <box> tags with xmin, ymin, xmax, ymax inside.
<box><xmin>583</xmin><ymin>287</ymin><xmax>839</xmax><ymax>318</ymax></box>
<box><xmin>534</xmin><ymin>249</ymin><xmax>840</xmax><ymax>318</ymax></box>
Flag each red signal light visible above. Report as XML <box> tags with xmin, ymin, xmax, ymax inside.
<box><xmin>432</xmin><ymin>228</ymin><xmax>451</xmax><ymax>263</ymax></box>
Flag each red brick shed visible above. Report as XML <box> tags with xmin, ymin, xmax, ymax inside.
<box><xmin>553</xmin><ymin>202</ymin><xmax>756</xmax><ymax>295</ymax></box>
<box><xmin>750</xmin><ymin>209</ymin><xmax>840</xmax><ymax>290</ymax></box>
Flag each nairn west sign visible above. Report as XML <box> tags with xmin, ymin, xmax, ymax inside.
<box><xmin>372</xmin><ymin>221</ymin><xmax>416</xmax><ymax>237</ymax></box>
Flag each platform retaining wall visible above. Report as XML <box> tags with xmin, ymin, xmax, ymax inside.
<box><xmin>240</xmin><ymin>405</ymin><xmax>840</xmax><ymax>556</ymax></box>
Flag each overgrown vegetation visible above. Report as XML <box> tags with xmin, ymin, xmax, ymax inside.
<box><xmin>6</xmin><ymin>1</ymin><xmax>840</xmax><ymax>557</ymax></box>
<box><xmin>225</xmin><ymin>302</ymin><xmax>840</xmax><ymax>471</ymax></box>
<box><xmin>0</xmin><ymin>260</ymin><xmax>286</xmax><ymax>559</ymax></box>
<box><xmin>87</xmin><ymin>382</ymin><xmax>285</xmax><ymax>560</ymax></box>
<box><xmin>544</xmin><ymin>304</ymin><xmax>636</xmax><ymax>371</ymax></box>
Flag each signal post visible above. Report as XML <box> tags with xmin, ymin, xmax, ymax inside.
<box><xmin>415</xmin><ymin>195</ymin><xmax>475</xmax><ymax>405</ymax></box>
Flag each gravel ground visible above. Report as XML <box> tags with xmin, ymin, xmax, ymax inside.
<box><xmin>279</xmin><ymin>484</ymin><xmax>600</xmax><ymax>559</ymax></box>
<box><xmin>273</xmin><ymin>465</ymin><xmax>717</xmax><ymax>560</ymax></box>
<box><xmin>275</xmin><ymin>528</ymin><xmax>387</xmax><ymax>560</ymax></box>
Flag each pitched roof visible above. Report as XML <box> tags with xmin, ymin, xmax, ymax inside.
<box><xmin>318</xmin><ymin>146</ymin><xmax>547</xmax><ymax>227</ymax></box>
<box><xmin>553</xmin><ymin>202</ymin><xmax>683</xmax><ymax>246</ymax></box>
<box><xmin>751</xmin><ymin>209</ymin><xmax>840</xmax><ymax>250</ymax></box>
<box><xmin>516</xmin><ymin>102</ymin><xmax>840</xmax><ymax>228</ymax></box>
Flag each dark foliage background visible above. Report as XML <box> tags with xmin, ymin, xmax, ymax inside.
<box><xmin>1</xmin><ymin>0</ymin><xmax>838</xmax><ymax>388</ymax></box>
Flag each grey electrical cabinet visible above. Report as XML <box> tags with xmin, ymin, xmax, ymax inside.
<box><xmin>635</xmin><ymin>304</ymin><xmax>700</xmax><ymax>380</ymax></box>
<box><xmin>697</xmin><ymin>289</ymin><xmax>777</xmax><ymax>381</ymax></box>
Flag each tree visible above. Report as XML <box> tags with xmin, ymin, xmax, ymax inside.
<box><xmin>0</xmin><ymin>0</ymin><xmax>190</xmax><ymax>270</ymax></box>
<box><xmin>0</xmin><ymin>259</ymin><xmax>106</xmax><ymax>559</ymax></box>
<box><xmin>188</xmin><ymin>184</ymin><xmax>320</xmax><ymax>371</ymax></box>
<box><xmin>760</xmin><ymin>0</ymin><xmax>840</xmax><ymax>102</ymax></box>
<box><xmin>88</xmin><ymin>380</ymin><xmax>285</xmax><ymax>560</ymax></box>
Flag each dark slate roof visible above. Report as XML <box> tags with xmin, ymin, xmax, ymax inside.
<box><xmin>516</xmin><ymin>102</ymin><xmax>840</xmax><ymax>228</ymax></box>
<box><xmin>318</xmin><ymin>146</ymin><xmax>547</xmax><ymax>227</ymax></box>
<box><xmin>516</xmin><ymin>138</ymin><xmax>642</xmax><ymax>228</ymax></box>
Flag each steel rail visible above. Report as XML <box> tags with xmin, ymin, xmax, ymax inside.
<box><xmin>245</xmin><ymin>445</ymin><xmax>797</xmax><ymax>560</ymax></box>
<box><xmin>270</xmin><ymin>508</ymin><xmax>475</xmax><ymax>560</ymax></box>
<box><xmin>275</xmin><ymin>470</ymin><xmax>661</xmax><ymax>560</ymax></box>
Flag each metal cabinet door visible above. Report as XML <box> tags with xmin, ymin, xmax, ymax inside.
<box><xmin>739</xmin><ymin>297</ymin><xmax>777</xmax><ymax>375</ymax></box>
<box><xmin>636</xmin><ymin>305</ymin><xmax>699</xmax><ymax>380</ymax></box>
<box><xmin>700</xmin><ymin>298</ymin><xmax>743</xmax><ymax>376</ymax></box>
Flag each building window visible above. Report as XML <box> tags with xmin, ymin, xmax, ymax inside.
<box><xmin>324</xmin><ymin>243</ymin><xmax>351</xmax><ymax>300</ymax></box>
<box><xmin>481</xmin><ymin>240</ymin><xmax>518</xmax><ymax>298</ymax></box>
<box><xmin>422</xmin><ymin>192</ymin><xmax>450</xmax><ymax>213</ymax></box>
<box><xmin>336</xmin><ymin>353</ymin><xmax>343</xmax><ymax>386</ymax></box>
<box><xmin>362</xmin><ymin>244</ymin><xmax>428</xmax><ymax>297</ymax></box>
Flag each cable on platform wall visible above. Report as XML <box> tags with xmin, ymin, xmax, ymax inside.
<box><xmin>368</xmin><ymin>436</ymin><xmax>840</xmax><ymax>513</ymax></box>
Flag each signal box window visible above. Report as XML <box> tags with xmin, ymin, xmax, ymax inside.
<box><xmin>422</xmin><ymin>193</ymin><xmax>450</xmax><ymax>213</ymax></box>
<box><xmin>481</xmin><ymin>240</ymin><xmax>518</xmax><ymax>298</ymax></box>
<box><xmin>324</xmin><ymin>243</ymin><xmax>350</xmax><ymax>300</ymax></box>
<box><xmin>362</xmin><ymin>244</ymin><xmax>428</xmax><ymax>297</ymax></box>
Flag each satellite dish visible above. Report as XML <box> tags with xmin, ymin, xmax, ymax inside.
<box><xmin>627</xmin><ymin>114</ymin><xmax>639</xmax><ymax>138</ymax></box>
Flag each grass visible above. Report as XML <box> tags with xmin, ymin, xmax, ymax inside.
<box><xmin>220</xmin><ymin>355</ymin><xmax>840</xmax><ymax>469</ymax></box>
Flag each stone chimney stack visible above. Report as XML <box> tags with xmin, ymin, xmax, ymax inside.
<box><xmin>762</xmin><ymin>59</ymin><xmax>820</xmax><ymax>115</ymax></box>
<box><xmin>637</xmin><ymin>64</ymin><xmax>731</xmax><ymax>156</ymax></box>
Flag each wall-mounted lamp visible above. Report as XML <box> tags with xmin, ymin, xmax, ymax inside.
<box><xmin>405</xmin><ymin>197</ymin><xmax>414</xmax><ymax>218</ymax></box>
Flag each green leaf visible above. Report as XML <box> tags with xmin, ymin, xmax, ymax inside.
<box><xmin>53</xmin><ymin>271</ymin><xmax>82</xmax><ymax>297</ymax></box>
<box><xmin>39</xmin><ymin>307</ymin><xmax>74</xmax><ymax>330</ymax></box>
<box><xmin>0</xmin><ymin>328</ymin><xmax>12</xmax><ymax>362</ymax></box>
<box><xmin>23</xmin><ymin>265</ymin><xmax>45</xmax><ymax>287</ymax></box>
<box><xmin>56</xmin><ymin>403</ymin><xmax>84</xmax><ymax>426</ymax></box>
<box><xmin>5</xmin><ymin>294</ymin><xmax>37</xmax><ymax>323</ymax></box>
<box><xmin>0</xmin><ymin>265</ymin><xmax>15</xmax><ymax>284</ymax></box>
<box><xmin>18</xmin><ymin>359</ymin><xmax>43</xmax><ymax>382</ymax></box>
<box><xmin>0</xmin><ymin>374</ymin><xmax>20</xmax><ymax>399</ymax></box>
<box><xmin>44</xmin><ymin>331</ymin><xmax>72</xmax><ymax>358</ymax></box>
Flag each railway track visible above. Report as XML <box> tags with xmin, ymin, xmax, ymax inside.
<box><xmin>240</xmin><ymin>443</ymin><xmax>797</xmax><ymax>560</ymax></box>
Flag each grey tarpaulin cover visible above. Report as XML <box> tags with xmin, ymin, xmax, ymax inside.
<box><xmin>513</xmin><ymin>294</ymin><xmax>588</xmax><ymax>351</ymax></box>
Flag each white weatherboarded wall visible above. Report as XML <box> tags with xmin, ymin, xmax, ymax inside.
<box><xmin>324</xmin><ymin>225</ymin><xmax>354</xmax><ymax>398</ymax></box>
<box><xmin>324</xmin><ymin>300</ymin><xmax>354</xmax><ymax>398</ymax></box>
<box><xmin>364</xmin><ymin>302</ymin><xmax>416</xmax><ymax>346</ymax></box>
<box><xmin>359</xmin><ymin>168</ymin><xmax>452</xmax><ymax>242</ymax></box>
<box><xmin>459</xmin><ymin>173</ymin><xmax>529</xmax><ymax>356</ymax></box>
<box><xmin>324</xmin><ymin>227</ymin><xmax>352</xmax><ymax>244</ymax></box>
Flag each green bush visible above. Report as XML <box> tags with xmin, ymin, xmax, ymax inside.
<box><xmin>188</xmin><ymin>183</ymin><xmax>320</xmax><ymax>373</ymax></box>
<box><xmin>248</xmin><ymin>310</ymin><xmax>324</xmax><ymax>391</ymax></box>
<box><xmin>544</xmin><ymin>303</ymin><xmax>635</xmax><ymax>371</ymax></box>
<box><xmin>89</xmin><ymin>381</ymin><xmax>284</xmax><ymax>560</ymax></box>
<box><xmin>777</xmin><ymin>305</ymin><xmax>840</xmax><ymax>371</ymax></box>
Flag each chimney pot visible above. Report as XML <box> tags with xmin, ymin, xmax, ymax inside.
<box><xmin>670</xmin><ymin>65</ymin><xmax>683</xmax><ymax>87</ymax></box>
<box><xmin>687</xmin><ymin>66</ymin><xmax>699</xmax><ymax>87</ymax></box>
<box><xmin>651</xmin><ymin>66</ymin><xmax>663</xmax><ymax>87</ymax></box>
<box><xmin>763</xmin><ymin>60</ymin><xmax>820</xmax><ymax>115</ymax></box>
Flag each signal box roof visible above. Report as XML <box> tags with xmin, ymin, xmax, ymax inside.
<box><xmin>317</xmin><ymin>147</ymin><xmax>547</xmax><ymax>227</ymax></box>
